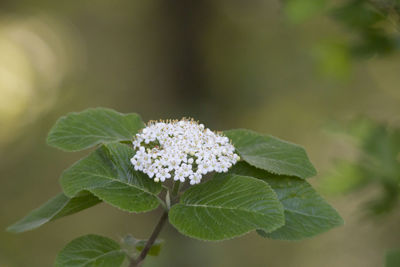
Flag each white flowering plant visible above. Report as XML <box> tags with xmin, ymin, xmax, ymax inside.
<box><xmin>130</xmin><ymin>119</ymin><xmax>240</xmax><ymax>184</ymax></box>
<box><xmin>7</xmin><ymin>108</ymin><xmax>343</xmax><ymax>267</ymax></box>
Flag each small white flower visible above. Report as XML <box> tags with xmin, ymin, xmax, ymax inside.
<box><xmin>130</xmin><ymin>119</ymin><xmax>239</xmax><ymax>185</ymax></box>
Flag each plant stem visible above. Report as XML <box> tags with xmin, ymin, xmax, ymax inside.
<box><xmin>172</xmin><ymin>181</ymin><xmax>181</xmax><ymax>197</ymax></box>
<box><xmin>129</xmin><ymin>211</ymin><xmax>169</xmax><ymax>267</ymax></box>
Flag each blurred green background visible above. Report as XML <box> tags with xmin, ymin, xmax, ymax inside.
<box><xmin>2</xmin><ymin>0</ymin><xmax>400</xmax><ymax>266</ymax></box>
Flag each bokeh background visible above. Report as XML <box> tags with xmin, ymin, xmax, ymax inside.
<box><xmin>1</xmin><ymin>0</ymin><xmax>400</xmax><ymax>266</ymax></box>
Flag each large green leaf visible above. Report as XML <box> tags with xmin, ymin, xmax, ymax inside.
<box><xmin>47</xmin><ymin>108</ymin><xmax>145</xmax><ymax>152</ymax></box>
<box><xmin>386</xmin><ymin>249</ymin><xmax>400</xmax><ymax>267</ymax></box>
<box><xmin>224</xmin><ymin>129</ymin><xmax>316</xmax><ymax>179</ymax></box>
<box><xmin>169</xmin><ymin>174</ymin><xmax>284</xmax><ymax>241</ymax></box>
<box><xmin>61</xmin><ymin>143</ymin><xmax>162</xmax><ymax>213</ymax></box>
<box><xmin>7</xmin><ymin>192</ymin><xmax>101</xmax><ymax>233</ymax></box>
<box><xmin>55</xmin><ymin>234</ymin><xmax>127</xmax><ymax>267</ymax></box>
<box><xmin>229</xmin><ymin>162</ymin><xmax>344</xmax><ymax>240</ymax></box>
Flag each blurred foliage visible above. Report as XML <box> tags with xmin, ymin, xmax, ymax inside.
<box><xmin>283</xmin><ymin>0</ymin><xmax>400</xmax><ymax>79</ymax></box>
<box><xmin>283</xmin><ymin>0</ymin><xmax>328</xmax><ymax>23</ymax></box>
<box><xmin>323</xmin><ymin>118</ymin><xmax>400</xmax><ymax>215</ymax></box>
<box><xmin>312</xmin><ymin>41</ymin><xmax>351</xmax><ymax>79</ymax></box>
<box><xmin>331</xmin><ymin>0</ymin><xmax>399</xmax><ymax>57</ymax></box>
<box><xmin>386</xmin><ymin>248</ymin><xmax>400</xmax><ymax>267</ymax></box>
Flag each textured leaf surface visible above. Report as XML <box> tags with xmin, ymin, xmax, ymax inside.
<box><xmin>55</xmin><ymin>234</ymin><xmax>126</xmax><ymax>267</ymax></box>
<box><xmin>61</xmin><ymin>143</ymin><xmax>161</xmax><ymax>213</ymax></box>
<box><xmin>229</xmin><ymin>162</ymin><xmax>343</xmax><ymax>240</ymax></box>
<box><xmin>224</xmin><ymin>129</ymin><xmax>316</xmax><ymax>179</ymax></box>
<box><xmin>7</xmin><ymin>192</ymin><xmax>101</xmax><ymax>233</ymax></box>
<box><xmin>169</xmin><ymin>174</ymin><xmax>284</xmax><ymax>241</ymax></box>
<box><xmin>47</xmin><ymin>108</ymin><xmax>145</xmax><ymax>152</ymax></box>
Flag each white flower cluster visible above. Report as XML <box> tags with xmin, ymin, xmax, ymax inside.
<box><xmin>130</xmin><ymin>119</ymin><xmax>240</xmax><ymax>185</ymax></box>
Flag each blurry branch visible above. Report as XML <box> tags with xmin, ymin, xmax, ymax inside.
<box><xmin>160</xmin><ymin>0</ymin><xmax>211</xmax><ymax>110</ymax></box>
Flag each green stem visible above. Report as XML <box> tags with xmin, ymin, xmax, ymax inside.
<box><xmin>172</xmin><ymin>181</ymin><xmax>181</xmax><ymax>197</ymax></box>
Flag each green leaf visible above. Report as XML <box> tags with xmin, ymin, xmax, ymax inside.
<box><xmin>135</xmin><ymin>239</ymin><xmax>164</xmax><ymax>256</ymax></box>
<box><xmin>122</xmin><ymin>234</ymin><xmax>164</xmax><ymax>257</ymax></box>
<box><xmin>7</xmin><ymin>192</ymin><xmax>101</xmax><ymax>233</ymax></box>
<box><xmin>47</xmin><ymin>108</ymin><xmax>145</xmax><ymax>152</ymax></box>
<box><xmin>385</xmin><ymin>249</ymin><xmax>400</xmax><ymax>267</ymax></box>
<box><xmin>55</xmin><ymin>234</ymin><xmax>127</xmax><ymax>267</ymax></box>
<box><xmin>229</xmin><ymin>162</ymin><xmax>344</xmax><ymax>240</ymax></box>
<box><xmin>61</xmin><ymin>142</ymin><xmax>162</xmax><ymax>213</ymax></box>
<box><xmin>169</xmin><ymin>174</ymin><xmax>284</xmax><ymax>241</ymax></box>
<box><xmin>224</xmin><ymin>129</ymin><xmax>316</xmax><ymax>179</ymax></box>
